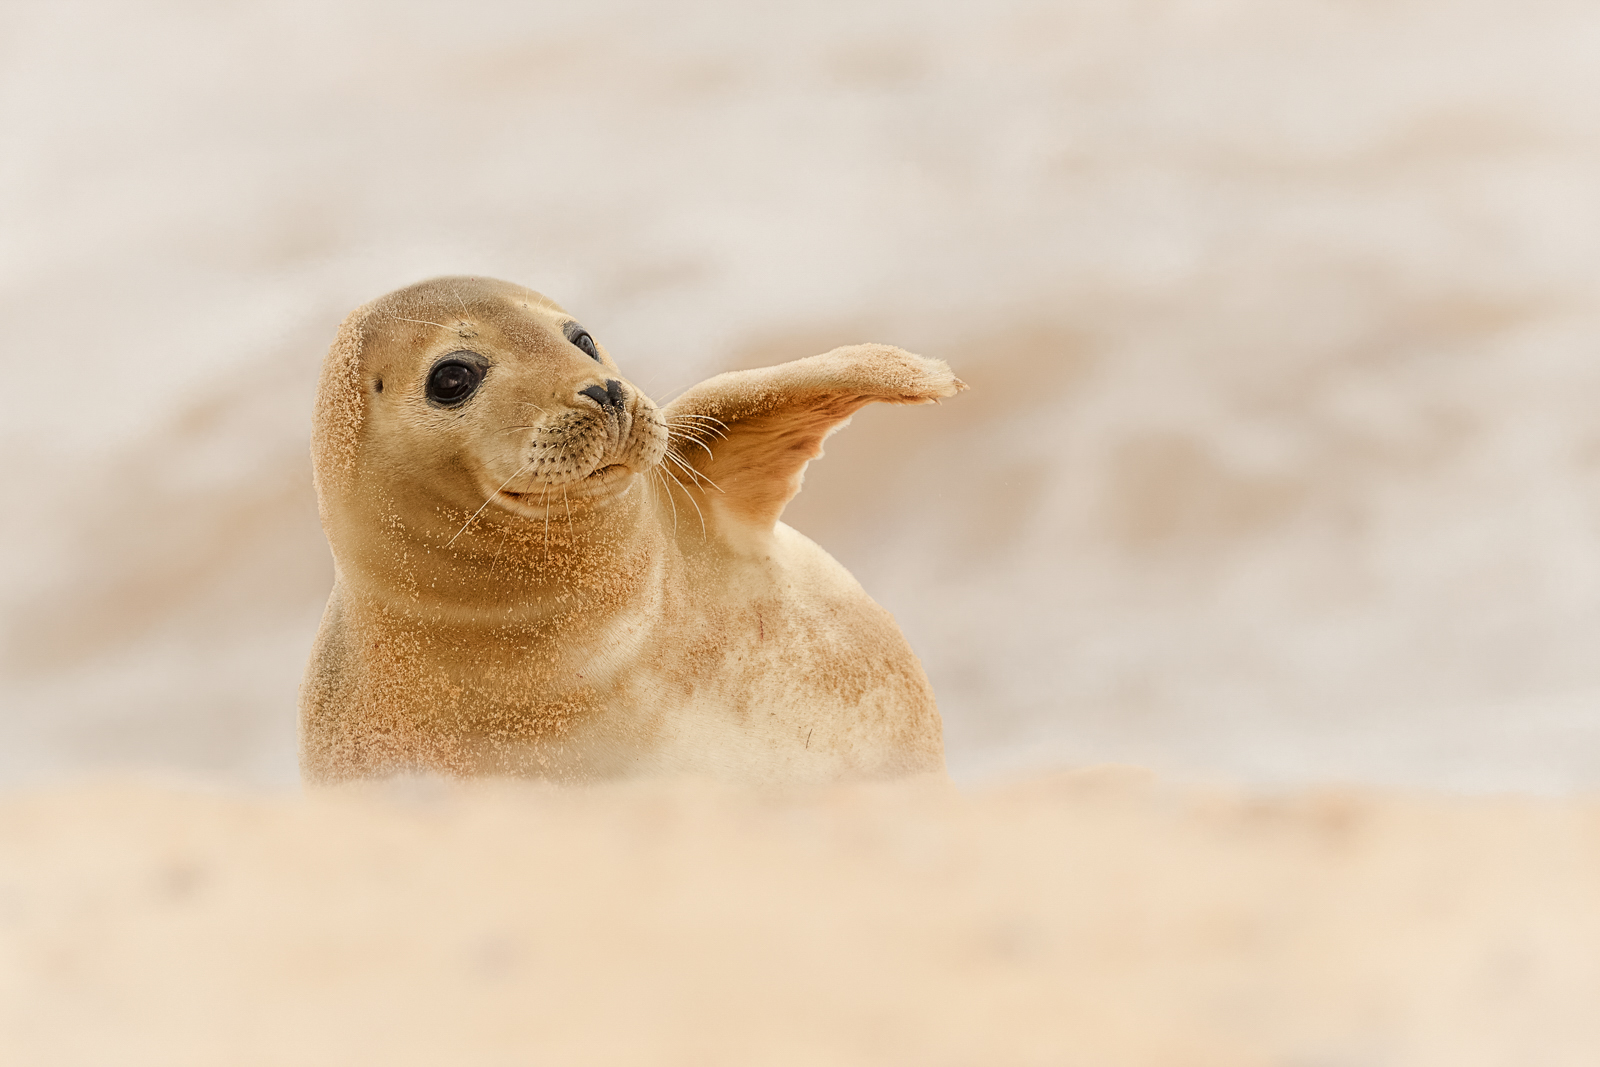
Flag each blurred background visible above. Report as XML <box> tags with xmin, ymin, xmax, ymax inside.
<box><xmin>3</xmin><ymin>0</ymin><xmax>1599</xmax><ymax>792</ymax></box>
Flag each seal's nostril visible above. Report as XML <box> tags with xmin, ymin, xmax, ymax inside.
<box><xmin>581</xmin><ymin>380</ymin><xmax>628</xmax><ymax>411</ymax></box>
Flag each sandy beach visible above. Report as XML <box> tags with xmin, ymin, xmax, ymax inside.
<box><xmin>4</xmin><ymin>770</ymin><xmax>1597</xmax><ymax>1065</ymax></box>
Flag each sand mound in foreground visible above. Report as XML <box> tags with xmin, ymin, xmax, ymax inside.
<box><xmin>3</xmin><ymin>768</ymin><xmax>1598</xmax><ymax>1066</ymax></box>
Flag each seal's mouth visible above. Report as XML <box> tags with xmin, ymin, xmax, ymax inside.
<box><xmin>487</xmin><ymin>393</ymin><xmax>667</xmax><ymax>518</ymax></box>
<box><xmin>496</xmin><ymin>462</ymin><xmax>635</xmax><ymax>509</ymax></box>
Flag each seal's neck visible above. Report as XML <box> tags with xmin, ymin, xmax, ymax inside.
<box><xmin>330</xmin><ymin>475</ymin><xmax>667</xmax><ymax>631</ymax></box>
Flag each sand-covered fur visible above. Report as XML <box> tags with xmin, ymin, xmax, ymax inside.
<box><xmin>301</xmin><ymin>276</ymin><xmax>962</xmax><ymax>783</ymax></box>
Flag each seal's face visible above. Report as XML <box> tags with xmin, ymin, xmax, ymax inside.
<box><xmin>353</xmin><ymin>278</ymin><xmax>669</xmax><ymax>525</ymax></box>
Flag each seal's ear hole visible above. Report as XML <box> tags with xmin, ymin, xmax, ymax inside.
<box><xmin>374</xmin><ymin>379</ymin><xmax>384</xmax><ymax>393</ymax></box>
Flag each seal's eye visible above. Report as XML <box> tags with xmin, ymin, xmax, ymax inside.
<box><xmin>426</xmin><ymin>358</ymin><xmax>485</xmax><ymax>406</ymax></box>
<box><xmin>567</xmin><ymin>326</ymin><xmax>601</xmax><ymax>362</ymax></box>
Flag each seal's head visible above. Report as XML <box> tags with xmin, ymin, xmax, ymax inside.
<box><xmin>313</xmin><ymin>276</ymin><xmax>669</xmax><ymax>598</ymax></box>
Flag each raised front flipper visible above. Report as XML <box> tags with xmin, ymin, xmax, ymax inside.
<box><xmin>661</xmin><ymin>344</ymin><xmax>964</xmax><ymax>533</ymax></box>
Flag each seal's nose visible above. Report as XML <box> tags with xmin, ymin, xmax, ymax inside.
<box><xmin>580</xmin><ymin>379</ymin><xmax>627</xmax><ymax>412</ymax></box>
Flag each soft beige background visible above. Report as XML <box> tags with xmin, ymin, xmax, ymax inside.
<box><xmin>3</xmin><ymin>0</ymin><xmax>1600</xmax><ymax>789</ymax></box>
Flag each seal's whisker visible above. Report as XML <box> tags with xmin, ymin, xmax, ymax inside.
<box><xmin>446</xmin><ymin>282</ymin><xmax>472</xmax><ymax>320</ymax></box>
<box><xmin>664</xmin><ymin>447</ymin><xmax>724</xmax><ymax>494</ymax></box>
<box><xmin>447</xmin><ymin>460</ymin><xmax>533</xmax><ymax>548</ymax></box>
<box><xmin>662</xmin><ymin>446</ymin><xmax>704</xmax><ymax>483</ymax></box>
<box><xmin>667</xmin><ymin>429</ymin><xmax>717</xmax><ymax>463</ymax></box>
<box><xmin>488</xmin><ymin>521</ymin><xmax>513</xmax><ymax>576</ymax></box>
<box><xmin>668</xmin><ymin>425</ymin><xmax>727</xmax><ymax>450</ymax></box>
<box><xmin>671</xmin><ymin>424</ymin><xmax>727</xmax><ymax>436</ymax></box>
<box><xmin>541</xmin><ymin>482</ymin><xmax>553</xmax><ymax>564</ymax></box>
<box><xmin>658</xmin><ymin>461</ymin><xmax>707</xmax><ymax>538</ymax></box>
<box><xmin>664</xmin><ymin>449</ymin><xmax>717</xmax><ymax>493</ymax></box>
<box><xmin>668</xmin><ymin>412</ymin><xmax>729</xmax><ymax>431</ymax></box>
<box><xmin>390</xmin><ymin>314</ymin><xmax>452</xmax><ymax>331</ymax></box>
<box><xmin>668</xmin><ymin>414</ymin><xmax>729</xmax><ymax>439</ymax></box>
<box><xmin>653</xmin><ymin>468</ymin><xmax>679</xmax><ymax>536</ymax></box>
<box><xmin>663</xmin><ymin>440</ymin><xmax>702</xmax><ymax>468</ymax></box>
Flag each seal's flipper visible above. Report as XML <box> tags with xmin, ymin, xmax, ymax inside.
<box><xmin>662</xmin><ymin>344</ymin><xmax>964</xmax><ymax>532</ymax></box>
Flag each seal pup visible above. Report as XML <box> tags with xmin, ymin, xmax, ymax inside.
<box><xmin>302</xmin><ymin>276</ymin><xmax>964</xmax><ymax>784</ymax></box>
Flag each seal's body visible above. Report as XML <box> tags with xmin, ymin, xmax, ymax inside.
<box><xmin>302</xmin><ymin>277</ymin><xmax>962</xmax><ymax>784</ymax></box>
